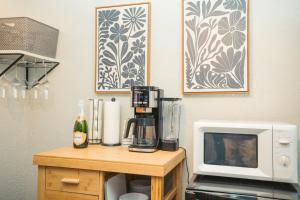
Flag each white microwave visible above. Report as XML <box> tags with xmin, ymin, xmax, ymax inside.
<box><xmin>193</xmin><ymin>120</ymin><xmax>298</xmax><ymax>183</ymax></box>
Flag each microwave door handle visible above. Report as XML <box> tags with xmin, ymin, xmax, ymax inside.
<box><xmin>278</xmin><ymin>138</ymin><xmax>291</xmax><ymax>145</ymax></box>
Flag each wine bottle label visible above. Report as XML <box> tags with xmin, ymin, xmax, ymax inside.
<box><xmin>73</xmin><ymin>131</ymin><xmax>87</xmax><ymax>146</ymax></box>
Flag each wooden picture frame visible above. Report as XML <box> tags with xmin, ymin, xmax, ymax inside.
<box><xmin>95</xmin><ymin>2</ymin><xmax>151</xmax><ymax>94</ymax></box>
<box><xmin>182</xmin><ymin>0</ymin><xmax>250</xmax><ymax>94</ymax></box>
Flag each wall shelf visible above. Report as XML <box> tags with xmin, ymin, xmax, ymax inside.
<box><xmin>0</xmin><ymin>50</ymin><xmax>59</xmax><ymax>89</ymax></box>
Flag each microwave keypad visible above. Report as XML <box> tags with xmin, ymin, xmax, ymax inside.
<box><xmin>273</xmin><ymin>125</ymin><xmax>297</xmax><ymax>183</ymax></box>
<box><xmin>278</xmin><ymin>155</ymin><xmax>291</xmax><ymax>167</ymax></box>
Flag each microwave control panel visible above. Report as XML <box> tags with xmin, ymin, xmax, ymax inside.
<box><xmin>273</xmin><ymin>124</ymin><xmax>298</xmax><ymax>183</ymax></box>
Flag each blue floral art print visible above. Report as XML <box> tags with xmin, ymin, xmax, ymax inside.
<box><xmin>95</xmin><ymin>3</ymin><xmax>150</xmax><ymax>93</ymax></box>
<box><xmin>183</xmin><ymin>0</ymin><xmax>249</xmax><ymax>93</ymax></box>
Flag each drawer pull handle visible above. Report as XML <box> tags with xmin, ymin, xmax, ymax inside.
<box><xmin>61</xmin><ymin>178</ymin><xmax>80</xmax><ymax>185</ymax></box>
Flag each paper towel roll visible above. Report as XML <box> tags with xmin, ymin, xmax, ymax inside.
<box><xmin>103</xmin><ymin>99</ymin><xmax>121</xmax><ymax>145</ymax></box>
<box><xmin>97</xmin><ymin>101</ymin><xmax>103</xmax><ymax>140</ymax></box>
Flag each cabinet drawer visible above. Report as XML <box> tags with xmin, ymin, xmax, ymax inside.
<box><xmin>45</xmin><ymin>190</ymin><xmax>98</xmax><ymax>200</ymax></box>
<box><xmin>46</xmin><ymin>167</ymin><xmax>100</xmax><ymax>195</ymax></box>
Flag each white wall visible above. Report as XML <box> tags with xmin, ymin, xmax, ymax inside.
<box><xmin>0</xmin><ymin>2</ymin><xmax>33</xmax><ymax>199</ymax></box>
<box><xmin>0</xmin><ymin>0</ymin><xmax>300</xmax><ymax>199</ymax></box>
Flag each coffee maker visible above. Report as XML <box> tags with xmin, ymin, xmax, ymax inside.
<box><xmin>124</xmin><ymin>86</ymin><xmax>163</xmax><ymax>153</ymax></box>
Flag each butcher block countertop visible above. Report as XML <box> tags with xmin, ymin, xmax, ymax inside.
<box><xmin>33</xmin><ymin>145</ymin><xmax>185</xmax><ymax>177</ymax></box>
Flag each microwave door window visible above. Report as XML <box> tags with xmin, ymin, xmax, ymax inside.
<box><xmin>204</xmin><ymin>133</ymin><xmax>258</xmax><ymax>168</ymax></box>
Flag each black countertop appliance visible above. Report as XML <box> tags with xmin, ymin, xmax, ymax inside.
<box><xmin>124</xmin><ymin>86</ymin><xmax>163</xmax><ymax>153</ymax></box>
<box><xmin>186</xmin><ymin>175</ymin><xmax>300</xmax><ymax>200</ymax></box>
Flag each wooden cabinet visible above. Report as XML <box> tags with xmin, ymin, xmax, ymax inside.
<box><xmin>33</xmin><ymin>146</ymin><xmax>185</xmax><ymax>200</ymax></box>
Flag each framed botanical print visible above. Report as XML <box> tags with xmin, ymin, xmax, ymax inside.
<box><xmin>182</xmin><ymin>0</ymin><xmax>249</xmax><ymax>94</ymax></box>
<box><xmin>95</xmin><ymin>2</ymin><xmax>151</xmax><ymax>93</ymax></box>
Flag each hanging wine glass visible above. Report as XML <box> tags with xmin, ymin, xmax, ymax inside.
<box><xmin>12</xmin><ymin>60</ymin><xmax>28</xmax><ymax>101</ymax></box>
<box><xmin>30</xmin><ymin>61</ymin><xmax>41</xmax><ymax>101</ymax></box>
<box><xmin>26</xmin><ymin>59</ymin><xmax>39</xmax><ymax>100</ymax></box>
<box><xmin>21</xmin><ymin>60</ymin><xmax>33</xmax><ymax>100</ymax></box>
<box><xmin>23</xmin><ymin>62</ymin><xmax>36</xmax><ymax>93</ymax></box>
<box><xmin>0</xmin><ymin>74</ymin><xmax>10</xmax><ymax>99</ymax></box>
<box><xmin>18</xmin><ymin>66</ymin><xmax>27</xmax><ymax>101</ymax></box>
<box><xmin>19</xmin><ymin>84</ymin><xmax>27</xmax><ymax>100</ymax></box>
<box><xmin>10</xmin><ymin>65</ymin><xmax>22</xmax><ymax>99</ymax></box>
<box><xmin>31</xmin><ymin>86</ymin><xmax>40</xmax><ymax>100</ymax></box>
<box><xmin>0</xmin><ymin>84</ymin><xmax>5</xmax><ymax>99</ymax></box>
<box><xmin>39</xmin><ymin>61</ymin><xmax>50</xmax><ymax>100</ymax></box>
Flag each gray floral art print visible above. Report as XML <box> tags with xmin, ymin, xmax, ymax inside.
<box><xmin>95</xmin><ymin>3</ymin><xmax>150</xmax><ymax>93</ymax></box>
<box><xmin>183</xmin><ymin>0</ymin><xmax>249</xmax><ymax>93</ymax></box>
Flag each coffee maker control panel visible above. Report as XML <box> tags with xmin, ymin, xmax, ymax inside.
<box><xmin>132</xmin><ymin>86</ymin><xmax>158</xmax><ymax>108</ymax></box>
<box><xmin>136</xmin><ymin>107</ymin><xmax>153</xmax><ymax>113</ymax></box>
<box><xmin>132</xmin><ymin>90</ymin><xmax>149</xmax><ymax>107</ymax></box>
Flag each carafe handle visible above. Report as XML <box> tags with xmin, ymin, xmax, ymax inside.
<box><xmin>125</xmin><ymin>118</ymin><xmax>137</xmax><ymax>138</ymax></box>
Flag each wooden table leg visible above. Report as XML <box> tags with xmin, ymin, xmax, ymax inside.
<box><xmin>175</xmin><ymin>162</ymin><xmax>183</xmax><ymax>200</ymax></box>
<box><xmin>151</xmin><ymin>176</ymin><xmax>164</xmax><ymax>200</ymax></box>
<box><xmin>37</xmin><ymin>166</ymin><xmax>46</xmax><ymax>200</ymax></box>
<box><xmin>99</xmin><ymin>171</ymin><xmax>105</xmax><ymax>200</ymax></box>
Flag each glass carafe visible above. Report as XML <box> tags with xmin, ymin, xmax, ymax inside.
<box><xmin>160</xmin><ymin>98</ymin><xmax>182</xmax><ymax>151</ymax></box>
<box><xmin>125</xmin><ymin>117</ymin><xmax>157</xmax><ymax>147</ymax></box>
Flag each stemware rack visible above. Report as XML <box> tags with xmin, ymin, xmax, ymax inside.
<box><xmin>0</xmin><ymin>50</ymin><xmax>59</xmax><ymax>89</ymax></box>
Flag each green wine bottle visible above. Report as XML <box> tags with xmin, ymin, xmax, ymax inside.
<box><xmin>73</xmin><ymin>100</ymin><xmax>88</xmax><ymax>148</ymax></box>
